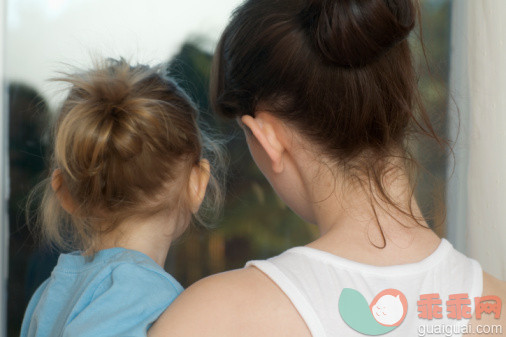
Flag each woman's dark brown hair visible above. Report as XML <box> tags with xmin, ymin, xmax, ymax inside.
<box><xmin>211</xmin><ymin>0</ymin><xmax>442</xmax><ymax>246</ymax></box>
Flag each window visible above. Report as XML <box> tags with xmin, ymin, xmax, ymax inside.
<box><xmin>4</xmin><ymin>1</ymin><xmax>452</xmax><ymax>335</ymax></box>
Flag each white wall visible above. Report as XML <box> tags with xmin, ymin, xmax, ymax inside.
<box><xmin>448</xmin><ymin>0</ymin><xmax>506</xmax><ymax>280</ymax></box>
<box><xmin>0</xmin><ymin>0</ymin><xmax>8</xmax><ymax>334</ymax></box>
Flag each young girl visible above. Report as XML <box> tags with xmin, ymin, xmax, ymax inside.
<box><xmin>149</xmin><ymin>0</ymin><xmax>505</xmax><ymax>336</ymax></box>
<box><xmin>20</xmin><ymin>59</ymin><xmax>222</xmax><ymax>337</ymax></box>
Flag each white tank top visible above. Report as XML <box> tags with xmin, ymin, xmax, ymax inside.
<box><xmin>246</xmin><ymin>239</ymin><xmax>483</xmax><ymax>337</ymax></box>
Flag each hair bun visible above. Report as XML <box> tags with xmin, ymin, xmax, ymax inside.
<box><xmin>301</xmin><ymin>0</ymin><xmax>416</xmax><ymax>67</ymax></box>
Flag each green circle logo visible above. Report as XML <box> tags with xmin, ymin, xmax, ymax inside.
<box><xmin>338</xmin><ymin>288</ymin><xmax>408</xmax><ymax>335</ymax></box>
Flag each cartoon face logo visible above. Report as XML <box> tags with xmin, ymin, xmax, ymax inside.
<box><xmin>339</xmin><ymin>288</ymin><xmax>408</xmax><ymax>335</ymax></box>
<box><xmin>370</xmin><ymin>290</ymin><xmax>407</xmax><ymax>326</ymax></box>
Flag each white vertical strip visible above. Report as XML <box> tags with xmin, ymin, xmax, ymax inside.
<box><xmin>465</xmin><ymin>0</ymin><xmax>506</xmax><ymax>280</ymax></box>
<box><xmin>449</xmin><ymin>0</ymin><xmax>506</xmax><ymax>280</ymax></box>
<box><xmin>446</xmin><ymin>0</ymin><xmax>470</xmax><ymax>253</ymax></box>
<box><xmin>0</xmin><ymin>0</ymin><xmax>7</xmax><ymax>334</ymax></box>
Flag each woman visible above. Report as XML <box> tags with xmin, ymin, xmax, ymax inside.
<box><xmin>149</xmin><ymin>0</ymin><xmax>506</xmax><ymax>336</ymax></box>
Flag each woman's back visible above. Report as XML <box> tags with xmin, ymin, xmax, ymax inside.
<box><xmin>247</xmin><ymin>239</ymin><xmax>481</xmax><ymax>336</ymax></box>
<box><xmin>150</xmin><ymin>240</ymin><xmax>504</xmax><ymax>337</ymax></box>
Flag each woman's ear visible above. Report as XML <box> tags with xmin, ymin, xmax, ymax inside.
<box><xmin>188</xmin><ymin>159</ymin><xmax>211</xmax><ymax>214</ymax></box>
<box><xmin>241</xmin><ymin>113</ymin><xmax>285</xmax><ymax>173</ymax></box>
<box><xmin>51</xmin><ymin>169</ymin><xmax>77</xmax><ymax>214</ymax></box>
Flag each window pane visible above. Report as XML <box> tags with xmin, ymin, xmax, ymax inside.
<box><xmin>5</xmin><ymin>1</ymin><xmax>451</xmax><ymax>335</ymax></box>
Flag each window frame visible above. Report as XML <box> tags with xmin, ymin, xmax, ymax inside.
<box><xmin>1</xmin><ymin>0</ymin><xmax>8</xmax><ymax>335</ymax></box>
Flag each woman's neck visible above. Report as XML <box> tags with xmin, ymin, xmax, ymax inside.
<box><xmin>297</xmin><ymin>154</ymin><xmax>441</xmax><ymax>265</ymax></box>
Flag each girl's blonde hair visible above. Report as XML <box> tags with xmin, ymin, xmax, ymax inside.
<box><xmin>34</xmin><ymin>58</ymin><xmax>224</xmax><ymax>253</ymax></box>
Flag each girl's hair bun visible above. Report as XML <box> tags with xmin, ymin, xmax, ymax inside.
<box><xmin>300</xmin><ymin>0</ymin><xmax>416</xmax><ymax>67</ymax></box>
<box><xmin>36</xmin><ymin>58</ymin><xmax>225</xmax><ymax>252</ymax></box>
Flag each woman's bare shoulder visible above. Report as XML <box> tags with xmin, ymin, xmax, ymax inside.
<box><xmin>148</xmin><ymin>266</ymin><xmax>311</xmax><ymax>337</ymax></box>
<box><xmin>463</xmin><ymin>272</ymin><xmax>506</xmax><ymax>337</ymax></box>
<box><xmin>483</xmin><ymin>272</ymin><xmax>506</xmax><ymax>295</ymax></box>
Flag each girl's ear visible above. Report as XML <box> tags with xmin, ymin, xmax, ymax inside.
<box><xmin>51</xmin><ymin>169</ymin><xmax>77</xmax><ymax>214</ymax></box>
<box><xmin>241</xmin><ymin>113</ymin><xmax>285</xmax><ymax>173</ymax></box>
<box><xmin>188</xmin><ymin>159</ymin><xmax>211</xmax><ymax>214</ymax></box>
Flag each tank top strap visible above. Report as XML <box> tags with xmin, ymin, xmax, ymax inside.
<box><xmin>246</xmin><ymin>260</ymin><xmax>328</xmax><ymax>337</ymax></box>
